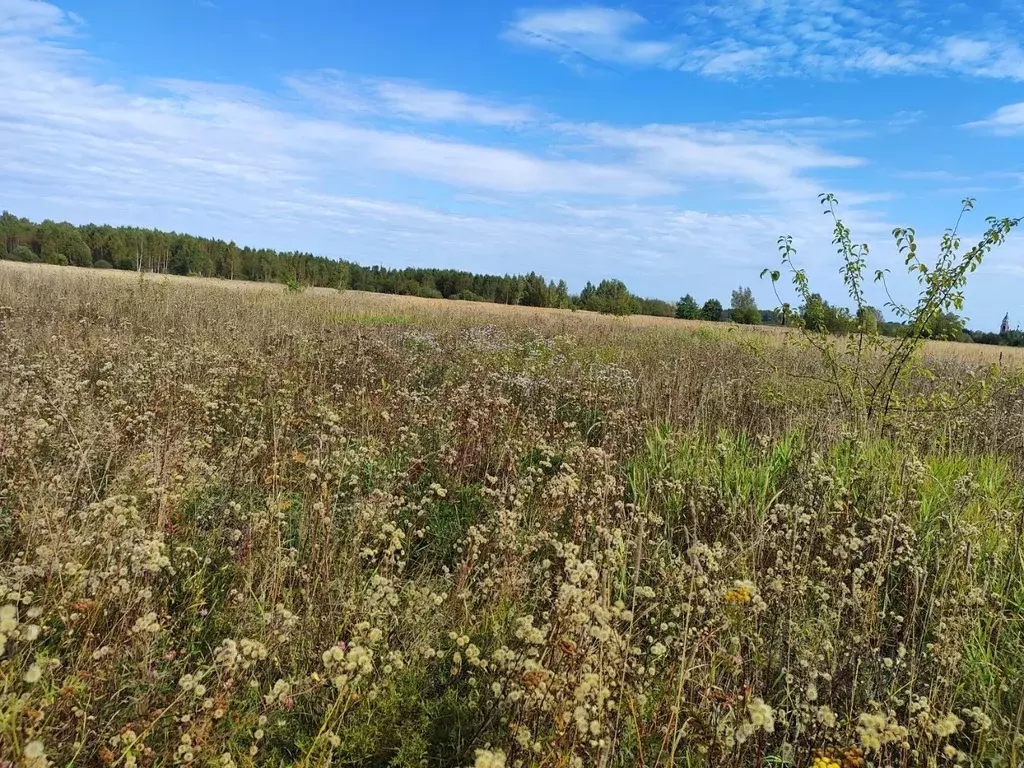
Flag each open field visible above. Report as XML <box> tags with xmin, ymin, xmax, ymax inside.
<box><xmin>3</xmin><ymin>262</ymin><xmax>1018</xmax><ymax>368</ymax></box>
<box><xmin>1</xmin><ymin>261</ymin><xmax>1024</xmax><ymax>767</ymax></box>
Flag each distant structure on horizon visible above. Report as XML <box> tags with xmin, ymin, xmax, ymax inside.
<box><xmin>1001</xmin><ymin>313</ymin><xmax>1011</xmax><ymax>335</ymax></box>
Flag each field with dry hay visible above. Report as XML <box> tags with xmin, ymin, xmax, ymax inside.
<box><xmin>6</xmin><ymin>261</ymin><xmax>1020</xmax><ymax>368</ymax></box>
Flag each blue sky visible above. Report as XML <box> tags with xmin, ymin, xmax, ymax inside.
<box><xmin>1</xmin><ymin>0</ymin><xmax>1023</xmax><ymax>326</ymax></box>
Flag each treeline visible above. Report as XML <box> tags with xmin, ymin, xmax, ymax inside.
<box><xmin>0</xmin><ymin>212</ymin><xmax>679</xmax><ymax>314</ymax></box>
<box><xmin>705</xmin><ymin>286</ymin><xmax>991</xmax><ymax>344</ymax></box>
<box><xmin>965</xmin><ymin>329</ymin><xmax>1024</xmax><ymax>348</ymax></box>
<box><xmin>0</xmin><ymin>211</ymin><xmax>1010</xmax><ymax>342</ymax></box>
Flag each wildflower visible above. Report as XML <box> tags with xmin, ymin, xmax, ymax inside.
<box><xmin>811</xmin><ymin>757</ymin><xmax>841</xmax><ymax>768</ymax></box>
<box><xmin>932</xmin><ymin>712</ymin><xmax>963</xmax><ymax>738</ymax></box>
<box><xmin>962</xmin><ymin>706</ymin><xmax>992</xmax><ymax>731</ymax></box>
<box><xmin>264</xmin><ymin>679</ymin><xmax>291</xmax><ymax>705</ymax></box>
<box><xmin>471</xmin><ymin>749</ymin><xmax>506</xmax><ymax>768</ymax></box>
<box><xmin>816</xmin><ymin>706</ymin><xmax>838</xmax><ymax>728</ymax></box>
<box><xmin>24</xmin><ymin>741</ymin><xmax>46</xmax><ymax>758</ymax></box>
<box><xmin>24</xmin><ymin>663</ymin><xmax>43</xmax><ymax>683</ymax></box>
<box><xmin>0</xmin><ymin>603</ymin><xmax>17</xmax><ymax>632</ymax></box>
<box><xmin>239</xmin><ymin>638</ymin><xmax>268</xmax><ymax>666</ymax></box>
<box><xmin>24</xmin><ymin>740</ymin><xmax>47</xmax><ymax>768</ymax></box>
<box><xmin>215</xmin><ymin>639</ymin><xmax>239</xmax><ymax>668</ymax></box>
<box><xmin>857</xmin><ymin>711</ymin><xmax>907</xmax><ymax>751</ymax></box>
<box><xmin>130</xmin><ymin>612</ymin><xmax>160</xmax><ymax>635</ymax></box>
<box><xmin>723</xmin><ymin>586</ymin><xmax>752</xmax><ymax>605</ymax></box>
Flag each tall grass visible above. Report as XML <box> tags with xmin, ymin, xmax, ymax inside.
<box><xmin>0</xmin><ymin>263</ymin><xmax>1022</xmax><ymax>767</ymax></box>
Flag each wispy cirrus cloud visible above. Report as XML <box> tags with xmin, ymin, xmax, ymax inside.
<box><xmin>965</xmin><ymin>102</ymin><xmax>1024</xmax><ymax>135</ymax></box>
<box><xmin>372</xmin><ymin>80</ymin><xmax>538</xmax><ymax>125</ymax></box>
<box><xmin>0</xmin><ymin>0</ymin><xmax>79</xmax><ymax>35</ymax></box>
<box><xmin>556</xmin><ymin>121</ymin><xmax>865</xmax><ymax>201</ymax></box>
<box><xmin>287</xmin><ymin>70</ymin><xmax>541</xmax><ymax>126</ymax></box>
<box><xmin>503</xmin><ymin>7</ymin><xmax>674</xmax><ymax>66</ymax></box>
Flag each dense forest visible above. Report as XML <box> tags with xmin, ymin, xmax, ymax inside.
<box><xmin>0</xmin><ymin>211</ymin><xmax>677</xmax><ymax>315</ymax></box>
<box><xmin>1</xmin><ymin>211</ymin><xmax>1015</xmax><ymax>344</ymax></box>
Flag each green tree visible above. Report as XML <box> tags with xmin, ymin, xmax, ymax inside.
<box><xmin>396</xmin><ymin>278</ymin><xmax>422</xmax><ymax>296</ymax></box>
<box><xmin>675</xmin><ymin>294</ymin><xmax>699</xmax><ymax>320</ymax></box>
<box><xmin>551</xmin><ymin>280</ymin><xmax>570</xmax><ymax>309</ymax></box>
<box><xmin>8</xmin><ymin>245</ymin><xmax>39</xmax><ymax>263</ymax></box>
<box><xmin>824</xmin><ymin>304</ymin><xmax>855</xmax><ymax>334</ymax></box>
<box><xmin>577</xmin><ymin>282</ymin><xmax>596</xmax><ymax>309</ymax></box>
<box><xmin>730</xmin><ymin>286</ymin><xmax>761</xmax><ymax>325</ymax></box>
<box><xmin>700</xmin><ymin>298</ymin><xmax>723</xmax><ymax>321</ymax></box>
<box><xmin>924</xmin><ymin>311</ymin><xmax>965</xmax><ymax>340</ymax></box>
<box><xmin>0</xmin><ymin>209</ymin><xmax>702</xmax><ymax>319</ymax></box>
<box><xmin>802</xmin><ymin>293</ymin><xmax>828</xmax><ymax>332</ymax></box>
<box><xmin>520</xmin><ymin>272</ymin><xmax>549</xmax><ymax>307</ymax></box>
<box><xmin>583</xmin><ymin>279</ymin><xmax>637</xmax><ymax>316</ymax></box>
<box><xmin>857</xmin><ymin>306</ymin><xmax>882</xmax><ymax>334</ymax></box>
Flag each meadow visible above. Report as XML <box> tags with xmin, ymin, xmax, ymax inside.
<box><xmin>1</xmin><ymin>262</ymin><xmax>1023</xmax><ymax>768</ymax></box>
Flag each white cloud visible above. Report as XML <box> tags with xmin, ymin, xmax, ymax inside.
<box><xmin>965</xmin><ymin>102</ymin><xmax>1024</xmax><ymax>135</ymax></box>
<box><xmin>509</xmin><ymin>2</ymin><xmax>1024</xmax><ymax>81</ymax></box>
<box><xmin>0</xmin><ymin>0</ymin><xmax>933</xmax><ymax>309</ymax></box>
<box><xmin>0</xmin><ymin>0</ymin><xmax>78</xmax><ymax>35</ymax></box>
<box><xmin>317</xmin><ymin>125</ymin><xmax>677</xmax><ymax>195</ymax></box>
<box><xmin>372</xmin><ymin>80</ymin><xmax>537</xmax><ymax>125</ymax></box>
<box><xmin>949</xmin><ymin>38</ymin><xmax>1024</xmax><ymax>80</ymax></box>
<box><xmin>287</xmin><ymin>70</ymin><xmax>539</xmax><ymax>126</ymax></box>
<box><xmin>0</xmin><ymin>13</ymin><xmax>673</xmax><ymax>200</ymax></box>
<box><xmin>559</xmin><ymin>122</ymin><xmax>864</xmax><ymax>200</ymax></box>
<box><xmin>0</xmin><ymin>0</ymin><xmax>866</xmax><ymax>211</ymax></box>
<box><xmin>504</xmin><ymin>7</ymin><xmax>674</xmax><ymax>65</ymax></box>
<box><xmin>698</xmin><ymin>47</ymin><xmax>772</xmax><ymax>76</ymax></box>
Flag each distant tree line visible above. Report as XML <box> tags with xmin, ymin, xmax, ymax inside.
<box><xmin>0</xmin><ymin>211</ymin><xmax>674</xmax><ymax>314</ymax></box>
<box><xmin>0</xmin><ymin>211</ymin><xmax>1011</xmax><ymax>342</ymax></box>
<box><xmin>966</xmin><ymin>328</ymin><xmax>1024</xmax><ymax>347</ymax></box>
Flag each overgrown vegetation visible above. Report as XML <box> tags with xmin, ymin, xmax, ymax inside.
<box><xmin>1</xmin><ymin>251</ymin><xmax>1024</xmax><ymax>766</ymax></box>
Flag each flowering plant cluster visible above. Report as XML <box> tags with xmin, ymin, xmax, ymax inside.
<box><xmin>0</xmin><ymin>265</ymin><xmax>1022</xmax><ymax>766</ymax></box>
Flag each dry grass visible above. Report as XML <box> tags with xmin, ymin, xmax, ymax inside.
<box><xmin>6</xmin><ymin>262</ymin><xmax>1016</xmax><ymax>367</ymax></box>
<box><xmin>1</xmin><ymin>261</ymin><xmax>1023</xmax><ymax>768</ymax></box>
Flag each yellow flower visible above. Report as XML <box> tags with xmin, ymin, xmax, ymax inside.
<box><xmin>724</xmin><ymin>587</ymin><xmax>752</xmax><ymax>605</ymax></box>
<box><xmin>811</xmin><ymin>757</ymin><xmax>841</xmax><ymax>768</ymax></box>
